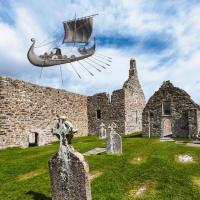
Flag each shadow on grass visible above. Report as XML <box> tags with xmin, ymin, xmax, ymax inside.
<box><xmin>123</xmin><ymin>132</ymin><xmax>143</xmax><ymax>138</ymax></box>
<box><xmin>26</xmin><ymin>191</ymin><xmax>51</xmax><ymax>200</ymax></box>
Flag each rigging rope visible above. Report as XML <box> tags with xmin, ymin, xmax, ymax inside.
<box><xmin>35</xmin><ymin>38</ymin><xmax>60</xmax><ymax>48</ymax></box>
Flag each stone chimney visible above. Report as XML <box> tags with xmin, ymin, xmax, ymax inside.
<box><xmin>129</xmin><ymin>59</ymin><xmax>137</xmax><ymax>78</ymax></box>
<box><xmin>123</xmin><ymin>58</ymin><xmax>140</xmax><ymax>89</ymax></box>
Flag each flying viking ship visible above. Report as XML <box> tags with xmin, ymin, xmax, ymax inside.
<box><xmin>27</xmin><ymin>14</ymin><xmax>112</xmax><ymax>79</ymax></box>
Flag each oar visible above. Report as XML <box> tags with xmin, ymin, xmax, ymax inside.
<box><xmin>82</xmin><ymin>59</ymin><xmax>101</xmax><ymax>72</ymax></box>
<box><xmin>94</xmin><ymin>55</ymin><xmax>112</xmax><ymax>62</ymax></box>
<box><xmin>87</xmin><ymin>58</ymin><xmax>106</xmax><ymax>69</ymax></box>
<box><xmin>39</xmin><ymin>67</ymin><xmax>43</xmax><ymax>78</ymax></box>
<box><xmin>59</xmin><ymin>65</ymin><xmax>64</xmax><ymax>86</ymax></box>
<box><xmin>96</xmin><ymin>53</ymin><xmax>112</xmax><ymax>60</ymax></box>
<box><xmin>70</xmin><ymin>63</ymin><xmax>82</xmax><ymax>79</ymax></box>
<box><xmin>77</xmin><ymin>61</ymin><xmax>94</xmax><ymax>76</ymax></box>
<box><xmin>90</xmin><ymin>57</ymin><xmax>110</xmax><ymax>66</ymax></box>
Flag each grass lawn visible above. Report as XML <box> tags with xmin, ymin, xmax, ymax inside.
<box><xmin>0</xmin><ymin>136</ymin><xmax>200</xmax><ymax>200</ymax></box>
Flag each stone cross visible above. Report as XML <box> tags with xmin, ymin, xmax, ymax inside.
<box><xmin>99</xmin><ymin>122</ymin><xmax>107</xmax><ymax>139</ymax></box>
<box><xmin>49</xmin><ymin>116</ymin><xmax>92</xmax><ymax>200</ymax></box>
<box><xmin>108</xmin><ymin>122</ymin><xmax>117</xmax><ymax>134</ymax></box>
<box><xmin>106</xmin><ymin>122</ymin><xmax>122</xmax><ymax>154</ymax></box>
<box><xmin>52</xmin><ymin>116</ymin><xmax>77</xmax><ymax>153</ymax></box>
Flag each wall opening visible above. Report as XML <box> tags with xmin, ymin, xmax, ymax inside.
<box><xmin>28</xmin><ymin>132</ymin><xmax>39</xmax><ymax>147</ymax></box>
<box><xmin>135</xmin><ymin>111</ymin><xmax>138</xmax><ymax>124</ymax></box>
<box><xmin>97</xmin><ymin>110</ymin><xmax>101</xmax><ymax>119</ymax></box>
<box><xmin>162</xmin><ymin>101</ymin><xmax>171</xmax><ymax>115</ymax></box>
<box><xmin>162</xmin><ymin>119</ymin><xmax>172</xmax><ymax>137</ymax></box>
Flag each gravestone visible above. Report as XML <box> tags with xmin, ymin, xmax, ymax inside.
<box><xmin>49</xmin><ymin>116</ymin><xmax>92</xmax><ymax>200</ymax></box>
<box><xmin>106</xmin><ymin>122</ymin><xmax>122</xmax><ymax>154</ymax></box>
<box><xmin>99</xmin><ymin>122</ymin><xmax>107</xmax><ymax>139</ymax></box>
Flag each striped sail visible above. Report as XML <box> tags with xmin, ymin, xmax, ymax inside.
<box><xmin>63</xmin><ymin>17</ymin><xmax>93</xmax><ymax>43</ymax></box>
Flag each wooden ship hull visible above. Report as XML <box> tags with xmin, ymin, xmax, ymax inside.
<box><xmin>27</xmin><ymin>38</ymin><xmax>96</xmax><ymax>67</ymax></box>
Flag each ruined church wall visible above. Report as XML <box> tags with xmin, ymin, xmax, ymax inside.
<box><xmin>87</xmin><ymin>59</ymin><xmax>145</xmax><ymax>136</ymax></box>
<box><xmin>197</xmin><ymin>110</ymin><xmax>200</xmax><ymax>133</ymax></box>
<box><xmin>124</xmin><ymin>90</ymin><xmax>144</xmax><ymax>133</ymax></box>
<box><xmin>188</xmin><ymin>109</ymin><xmax>198</xmax><ymax>137</ymax></box>
<box><xmin>110</xmin><ymin>89</ymin><xmax>125</xmax><ymax>134</ymax></box>
<box><xmin>87</xmin><ymin>89</ymin><xmax>125</xmax><ymax>135</ymax></box>
<box><xmin>0</xmin><ymin>76</ymin><xmax>88</xmax><ymax>149</ymax></box>
<box><xmin>142</xmin><ymin>81</ymin><xmax>199</xmax><ymax>137</ymax></box>
<box><xmin>123</xmin><ymin>59</ymin><xmax>146</xmax><ymax>134</ymax></box>
<box><xmin>87</xmin><ymin>92</ymin><xmax>111</xmax><ymax>135</ymax></box>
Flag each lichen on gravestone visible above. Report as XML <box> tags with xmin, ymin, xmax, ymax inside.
<box><xmin>49</xmin><ymin>116</ymin><xmax>92</xmax><ymax>200</ymax></box>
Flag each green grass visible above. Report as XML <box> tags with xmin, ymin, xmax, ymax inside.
<box><xmin>0</xmin><ymin>136</ymin><xmax>200</xmax><ymax>200</ymax></box>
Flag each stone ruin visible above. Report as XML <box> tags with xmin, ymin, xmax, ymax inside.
<box><xmin>106</xmin><ymin>122</ymin><xmax>122</xmax><ymax>154</ymax></box>
<box><xmin>1</xmin><ymin>59</ymin><xmax>199</xmax><ymax>150</ymax></box>
<box><xmin>0</xmin><ymin>59</ymin><xmax>145</xmax><ymax>149</ymax></box>
<box><xmin>88</xmin><ymin>59</ymin><xmax>145</xmax><ymax>136</ymax></box>
<box><xmin>49</xmin><ymin>116</ymin><xmax>91</xmax><ymax>200</ymax></box>
<box><xmin>142</xmin><ymin>81</ymin><xmax>200</xmax><ymax>138</ymax></box>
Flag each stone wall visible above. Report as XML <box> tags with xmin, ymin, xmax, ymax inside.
<box><xmin>87</xmin><ymin>92</ymin><xmax>111</xmax><ymax>135</ymax></box>
<box><xmin>0</xmin><ymin>76</ymin><xmax>88</xmax><ymax>149</ymax></box>
<box><xmin>87</xmin><ymin>59</ymin><xmax>145</xmax><ymax>135</ymax></box>
<box><xmin>111</xmin><ymin>89</ymin><xmax>125</xmax><ymax>134</ymax></box>
<box><xmin>0</xmin><ymin>58</ymin><xmax>146</xmax><ymax>148</ymax></box>
<box><xmin>123</xmin><ymin>59</ymin><xmax>145</xmax><ymax>134</ymax></box>
<box><xmin>188</xmin><ymin>109</ymin><xmax>198</xmax><ymax>137</ymax></box>
<box><xmin>197</xmin><ymin>110</ymin><xmax>200</xmax><ymax>133</ymax></box>
<box><xmin>87</xmin><ymin>89</ymin><xmax>125</xmax><ymax>135</ymax></box>
<box><xmin>142</xmin><ymin>81</ymin><xmax>200</xmax><ymax>137</ymax></box>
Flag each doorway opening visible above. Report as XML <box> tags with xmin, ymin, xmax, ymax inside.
<box><xmin>28</xmin><ymin>132</ymin><xmax>39</xmax><ymax>147</ymax></box>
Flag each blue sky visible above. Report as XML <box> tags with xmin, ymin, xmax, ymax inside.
<box><xmin>0</xmin><ymin>0</ymin><xmax>199</xmax><ymax>103</ymax></box>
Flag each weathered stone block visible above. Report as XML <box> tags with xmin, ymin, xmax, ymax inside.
<box><xmin>49</xmin><ymin>148</ymin><xmax>91</xmax><ymax>200</ymax></box>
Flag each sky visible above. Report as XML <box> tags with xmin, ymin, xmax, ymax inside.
<box><xmin>0</xmin><ymin>0</ymin><xmax>199</xmax><ymax>104</ymax></box>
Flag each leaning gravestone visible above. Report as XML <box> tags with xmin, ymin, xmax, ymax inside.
<box><xmin>49</xmin><ymin>116</ymin><xmax>92</xmax><ymax>200</ymax></box>
<box><xmin>106</xmin><ymin>122</ymin><xmax>122</xmax><ymax>154</ymax></box>
<box><xmin>99</xmin><ymin>122</ymin><xmax>107</xmax><ymax>139</ymax></box>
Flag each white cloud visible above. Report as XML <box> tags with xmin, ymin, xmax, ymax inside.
<box><xmin>0</xmin><ymin>0</ymin><xmax>199</xmax><ymax>105</ymax></box>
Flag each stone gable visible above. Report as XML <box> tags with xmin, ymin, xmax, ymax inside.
<box><xmin>142</xmin><ymin>81</ymin><xmax>200</xmax><ymax>137</ymax></box>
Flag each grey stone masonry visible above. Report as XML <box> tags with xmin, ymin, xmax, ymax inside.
<box><xmin>123</xmin><ymin>59</ymin><xmax>145</xmax><ymax>134</ymax></box>
<box><xmin>142</xmin><ymin>81</ymin><xmax>200</xmax><ymax>138</ymax></box>
<box><xmin>0</xmin><ymin>58</ymin><xmax>145</xmax><ymax>148</ymax></box>
<box><xmin>197</xmin><ymin>110</ymin><xmax>200</xmax><ymax>133</ymax></box>
<box><xmin>0</xmin><ymin>76</ymin><xmax>88</xmax><ymax>149</ymax></box>
<box><xmin>87</xmin><ymin>59</ymin><xmax>145</xmax><ymax>135</ymax></box>
<box><xmin>49</xmin><ymin>117</ymin><xmax>91</xmax><ymax>200</ymax></box>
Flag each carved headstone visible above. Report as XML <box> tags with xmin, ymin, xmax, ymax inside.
<box><xmin>49</xmin><ymin>116</ymin><xmax>92</xmax><ymax>200</ymax></box>
<box><xmin>106</xmin><ymin>122</ymin><xmax>122</xmax><ymax>154</ymax></box>
<box><xmin>99</xmin><ymin>122</ymin><xmax>107</xmax><ymax>139</ymax></box>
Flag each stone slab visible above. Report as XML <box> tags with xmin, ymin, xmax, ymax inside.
<box><xmin>160</xmin><ymin>137</ymin><xmax>175</xmax><ymax>142</ymax></box>
<box><xmin>192</xmin><ymin>141</ymin><xmax>200</xmax><ymax>144</ymax></box>
<box><xmin>186</xmin><ymin>143</ymin><xmax>200</xmax><ymax>147</ymax></box>
<box><xmin>49</xmin><ymin>147</ymin><xmax>91</xmax><ymax>200</ymax></box>
<box><xmin>175</xmin><ymin>141</ymin><xmax>187</xmax><ymax>144</ymax></box>
<box><xmin>83</xmin><ymin>148</ymin><xmax>106</xmax><ymax>156</ymax></box>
